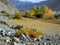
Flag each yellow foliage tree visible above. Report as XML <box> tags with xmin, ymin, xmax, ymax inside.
<box><xmin>42</xmin><ymin>5</ymin><xmax>56</xmax><ymax>20</ymax></box>
<box><xmin>29</xmin><ymin>6</ymin><xmax>39</xmax><ymax>18</ymax></box>
<box><xmin>48</xmin><ymin>9</ymin><xmax>53</xmax><ymax>15</ymax></box>
<box><xmin>29</xmin><ymin>10</ymin><xmax>36</xmax><ymax>17</ymax></box>
<box><xmin>47</xmin><ymin>9</ymin><xmax>56</xmax><ymax>20</ymax></box>
<box><xmin>42</xmin><ymin>5</ymin><xmax>49</xmax><ymax>19</ymax></box>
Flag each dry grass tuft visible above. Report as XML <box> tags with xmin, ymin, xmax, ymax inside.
<box><xmin>16</xmin><ymin>27</ymin><xmax>45</xmax><ymax>38</ymax></box>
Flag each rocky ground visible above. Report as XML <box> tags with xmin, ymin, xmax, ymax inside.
<box><xmin>0</xmin><ymin>13</ymin><xmax>59</xmax><ymax>45</ymax></box>
<box><xmin>0</xmin><ymin>0</ymin><xmax>60</xmax><ymax>45</ymax></box>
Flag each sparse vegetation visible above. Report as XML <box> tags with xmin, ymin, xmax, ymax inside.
<box><xmin>23</xmin><ymin>5</ymin><xmax>56</xmax><ymax>20</ymax></box>
<box><xmin>16</xmin><ymin>27</ymin><xmax>45</xmax><ymax>38</ymax></box>
<box><xmin>13</xmin><ymin>11</ymin><xmax>22</xmax><ymax>19</ymax></box>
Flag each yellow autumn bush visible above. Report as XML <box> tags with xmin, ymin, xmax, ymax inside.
<box><xmin>29</xmin><ymin>10</ymin><xmax>36</xmax><ymax>17</ymax></box>
<box><xmin>16</xmin><ymin>27</ymin><xmax>45</xmax><ymax>38</ymax></box>
<box><xmin>13</xmin><ymin>11</ymin><xmax>22</xmax><ymax>19</ymax></box>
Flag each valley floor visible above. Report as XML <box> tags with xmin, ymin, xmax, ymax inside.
<box><xmin>7</xmin><ymin>18</ymin><xmax>60</xmax><ymax>34</ymax></box>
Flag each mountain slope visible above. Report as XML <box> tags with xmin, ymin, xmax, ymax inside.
<box><xmin>38</xmin><ymin>0</ymin><xmax>60</xmax><ymax>11</ymax></box>
<box><xmin>9</xmin><ymin>0</ymin><xmax>34</xmax><ymax>11</ymax></box>
<box><xmin>0</xmin><ymin>0</ymin><xmax>18</xmax><ymax>14</ymax></box>
<box><xmin>10</xmin><ymin>0</ymin><xmax>60</xmax><ymax>11</ymax></box>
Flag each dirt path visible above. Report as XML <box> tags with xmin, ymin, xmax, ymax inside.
<box><xmin>7</xmin><ymin>18</ymin><xmax>60</xmax><ymax>34</ymax></box>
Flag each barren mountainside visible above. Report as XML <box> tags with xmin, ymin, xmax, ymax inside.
<box><xmin>0</xmin><ymin>0</ymin><xmax>18</xmax><ymax>14</ymax></box>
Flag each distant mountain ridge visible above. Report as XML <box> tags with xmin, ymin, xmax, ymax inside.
<box><xmin>9</xmin><ymin>0</ymin><xmax>34</xmax><ymax>11</ymax></box>
<box><xmin>9</xmin><ymin>0</ymin><xmax>60</xmax><ymax>11</ymax></box>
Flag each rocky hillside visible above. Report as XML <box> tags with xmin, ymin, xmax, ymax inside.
<box><xmin>0</xmin><ymin>0</ymin><xmax>18</xmax><ymax>14</ymax></box>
